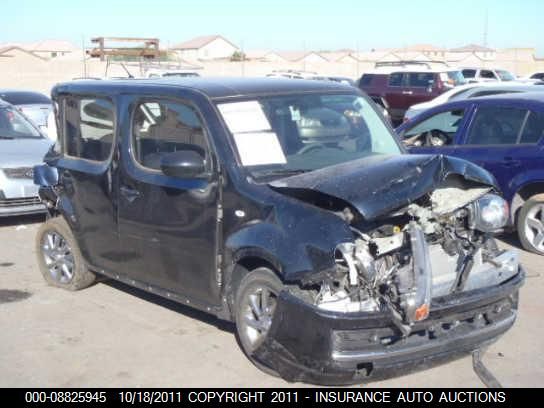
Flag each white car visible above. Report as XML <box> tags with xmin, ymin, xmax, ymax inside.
<box><xmin>460</xmin><ymin>67</ymin><xmax>516</xmax><ymax>83</ymax></box>
<box><xmin>404</xmin><ymin>81</ymin><xmax>544</xmax><ymax>121</ymax></box>
<box><xmin>522</xmin><ymin>72</ymin><xmax>544</xmax><ymax>82</ymax></box>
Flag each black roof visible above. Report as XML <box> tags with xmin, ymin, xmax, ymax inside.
<box><xmin>53</xmin><ymin>77</ymin><xmax>357</xmax><ymax>100</ymax></box>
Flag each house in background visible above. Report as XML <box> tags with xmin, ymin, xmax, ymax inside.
<box><xmin>276</xmin><ymin>51</ymin><xmax>328</xmax><ymax>64</ymax></box>
<box><xmin>0</xmin><ymin>46</ymin><xmax>47</xmax><ymax>62</ymax></box>
<box><xmin>0</xmin><ymin>40</ymin><xmax>77</xmax><ymax>59</ymax></box>
<box><xmin>449</xmin><ymin>44</ymin><xmax>496</xmax><ymax>60</ymax></box>
<box><xmin>244</xmin><ymin>50</ymin><xmax>286</xmax><ymax>62</ymax></box>
<box><xmin>29</xmin><ymin>40</ymin><xmax>78</xmax><ymax>58</ymax></box>
<box><xmin>171</xmin><ymin>35</ymin><xmax>239</xmax><ymax>61</ymax></box>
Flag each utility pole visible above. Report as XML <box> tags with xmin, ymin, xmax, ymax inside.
<box><xmin>483</xmin><ymin>8</ymin><xmax>489</xmax><ymax>48</ymax></box>
<box><xmin>81</xmin><ymin>35</ymin><xmax>87</xmax><ymax>78</ymax></box>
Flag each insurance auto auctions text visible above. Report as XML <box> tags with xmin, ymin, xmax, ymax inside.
<box><xmin>187</xmin><ymin>391</ymin><xmax>506</xmax><ymax>403</ymax></box>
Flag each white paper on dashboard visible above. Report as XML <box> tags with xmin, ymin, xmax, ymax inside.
<box><xmin>218</xmin><ymin>101</ymin><xmax>272</xmax><ymax>133</ymax></box>
<box><xmin>232</xmin><ymin>132</ymin><xmax>287</xmax><ymax>166</ymax></box>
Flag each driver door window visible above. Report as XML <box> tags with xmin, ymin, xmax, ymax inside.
<box><xmin>132</xmin><ymin>100</ymin><xmax>209</xmax><ymax>171</ymax></box>
<box><xmin>403</xmin><ymin>109</ymin><xmax>466</xmax><ymax>147</ymax></box>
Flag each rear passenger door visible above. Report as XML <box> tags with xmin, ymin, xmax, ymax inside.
<box><xmin>384</xmin><ymin>72</ymin><xmax>406</xmax><ymax>121</ymax></box>
<box><xmin>454</xmin><ymin>104</ymin><xmax>532</xmax><ymax>198</ymax></box>
<box><xmin>404</xmin><ymin>72</ymin><xmax>436</xmax><ymax>107</ymax></box>
<box><xmin>56</xmin><ymin>95</ymin><xmax>121</xmax><ymax>273</ymax></box>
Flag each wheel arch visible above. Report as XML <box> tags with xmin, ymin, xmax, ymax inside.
<box><xmin>511</xmin><ymin>182</ymin><xmax>544</xmax><ymax>225</ymax></box>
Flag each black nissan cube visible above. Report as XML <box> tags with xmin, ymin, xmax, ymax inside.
<box><xmin>34</xmin><ymin>77</ymin><xmax>524</xmax><ymax>385</ymax></box>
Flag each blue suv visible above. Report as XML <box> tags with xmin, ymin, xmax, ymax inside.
<box><xmin>397</xmin><ymin>93</ymin><xmax>544</xmax><ymax>255</ymax></box>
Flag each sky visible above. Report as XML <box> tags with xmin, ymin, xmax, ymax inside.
<box><xmin>2</xmin><ymin>0</ymin><xmax>543</xmax><ymax>54</ymax></box>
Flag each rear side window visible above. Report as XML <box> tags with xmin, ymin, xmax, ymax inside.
<box><xmin>466</xmin><ymin>106</ymin><xmax>527</xmax><ymax>145</ymax></box>
<box><xmin>462</xmin><ymin>69</ymin><xmax>476</xmax><ymax>78</ymax></box>
<box><xmin>407</xmin><ymin>73</ymin><xmax>434</xmax><ymax>87</ymax></box>
<box><xmin>520</xmin><ymin>111</ymin><xmax>544</xmax><ymax>144</ymax></box>
<box><xmin>480</xmin><ymin>70</ymin><xmax>497</xmax><ymax>79</ymax></box>
<box><xmin>388</xmin><ymin>73</ymin><xmax>403</xmax><ymax>86</ymax></box>
<box><xmin>530</xmin><ymin>73</ymin><xmax>544</xmax><ymax>80</ymax></box>
<box><xmin>64</xmin><ymin>97</ymin><xmax>114</xmax><ymax>161</ymax></box>
<box><xmin>360</xmin><ymin>74</ymin><xmax>374</xmax><ymax>86</ymax></box>
<box><xmin>132</xmin><ymin>100</ymin><xmax>208</xmax><ymax>171</ymax></box>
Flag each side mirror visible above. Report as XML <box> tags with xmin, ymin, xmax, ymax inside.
<box><xmin>160</xmin><ymin>150</ymin><xmax>207</xmax><ymax>179</ymax></box>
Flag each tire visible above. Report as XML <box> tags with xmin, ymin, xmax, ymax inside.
<box><xmin>234</xmin><ymin>267</ymin><xmax>283</xmax><ymax>375</ymax></box>
<box><xmin>35</xmin><ymin>216</ymin><xmax>96</xmax><ymax>290</ymax></box>
<box><xmin>517</xmin><ymin>193</ymin><xmax>544</xmax><ymax>255</ymax></box>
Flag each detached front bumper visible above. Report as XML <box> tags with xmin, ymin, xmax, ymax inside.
<box><xmin>254</xmin><ymin>268</ymin><xmax>524</xmax><ymax>385</ymax></box>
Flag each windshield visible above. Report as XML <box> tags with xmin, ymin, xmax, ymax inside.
<box><xmin>0</xmin><ymin>106</ymin><xmax>42</xmax><ymax>139</ymax></box>
<box><xmin>496</xmin><ymin>70</ymin><xmax>515</xmax><ymax>81</ymax></box>
<box><xmin>218</xmin><ymin>94</ymin><xmax>401</xmax><ymax>180</ymax></box>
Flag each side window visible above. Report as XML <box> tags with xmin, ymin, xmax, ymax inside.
<box><xmin>388</xmin><ymin>73</ymin><xmax>403</xmax><ymax>87</ymax></box>
<box><xmin>520</xmin><ymin>111</ymin><xmax>544</xmax><ymax>144</ymax></box>
<box><xmin>64</xmin><ymin>97</ymin><xmax>114</xmax><ymax>161</ymax></box>
<box><xmin>462</xmin><ymin>69</ymin><xmax>476</xmax><ymax>78</ymax></box>
<box><xmin>407</xmin><ymin>72</ymin><xmax>434</xmax><ymax>87</ymax></box>
<box><xmin>403</xmin><ymin>109</ymin><xmax>466</xmax><ymax>146</ymax></box>
<box><xmin>132</xmin><ymin>100</ymin><xmax>208</xmax><ymax>171</ymax></box>
<box><xmin>480</xmin><ymin>70</ymin><xmax>497</xmax><ymax>79</ymax></box>
<box><xmin>466</xmin><ymin>106</ymin><xmax>528</xmax><ymax>145</ymax></box>
<box><xmin>360</xmin><ymin>74</ymin><xmax>373</xmax><ymax>86</ymax></box>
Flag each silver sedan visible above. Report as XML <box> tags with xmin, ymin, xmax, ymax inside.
<box><xmin>0</xmin><ymin>100</ymin><xmax>53</xmax><ymax>216</ymax></box>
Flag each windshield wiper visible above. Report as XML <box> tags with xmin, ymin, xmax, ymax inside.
<box><xmin>0</xmin><ymin>136</ymin><xmax>15</xmax><ymax>139</ymax></box>
<box><xmin>253</xmin><ymin>168</ymin><xmax>310</xmax><ymax>179</ymax></box>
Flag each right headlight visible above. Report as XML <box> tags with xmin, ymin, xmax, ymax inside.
<box><xmin>470</xmin><ymin>194</ymin><xmax>509</xmax><ymax>232</ymax></box>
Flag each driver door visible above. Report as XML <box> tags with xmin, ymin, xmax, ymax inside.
<box><xmin>398</xmin><ymin>106</ymin><xmax>472</xmax><ymax>155</ymax></box>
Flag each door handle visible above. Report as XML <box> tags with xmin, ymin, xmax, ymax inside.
<box><xmin>120</xmin><ymin>185</ymin><xmax>141</xmax><ymax>202</ymax></box>
<box><xmin>402</xmin><ymin>91</ymin><xmax>413</xmax><ymax>95</ymax></box>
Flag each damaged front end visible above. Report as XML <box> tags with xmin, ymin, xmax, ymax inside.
<box><xmin>257</xmin><ymin>165</ymin><xmax>524</xmax><ymax>384</ymax></box>
<box><xmin>315</xmin><ymin>181</ymin><xmax>518</xmax><ymax>336</ymax></box>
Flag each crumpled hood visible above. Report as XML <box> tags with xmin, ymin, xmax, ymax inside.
<box><xmin>269</xmin><ymin>154</ymin><xmax>497</xmax><ymax>221</ymax></box>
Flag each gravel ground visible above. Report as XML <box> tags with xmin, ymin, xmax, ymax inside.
<box><xmin>0</xmin><ymin>214</ymin><xmax>541</xmax><ymax>387</ymax></box>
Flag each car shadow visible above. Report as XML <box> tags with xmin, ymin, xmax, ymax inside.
<box><xmin>0</xmin><ymin>214</ymin><xmax>46</xmax><ymax>228</ymax></box>
<box><xmin>101</xmin><ymin>278</ymin><xmax>235</xmax><ymax>334</ymax></box>
<box><xmin>497</xmin><ymin>231</ymin><xmax>523</xmax><ymax>250</ymax></box>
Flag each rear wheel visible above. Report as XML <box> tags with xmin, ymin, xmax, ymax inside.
<box><xmin>517</xmin><ymin>194</ymin><xmax>544</xmax><ymax>255</ymax></box>
<box><xmin>234</xmin><ymin>267</ymin><xmax>283</xmax><ymax>375</ymax></box>
<box><xmin>36</xmin><ymin>217</ymin><xmax>96</xmax><ymax>290</ymax></box>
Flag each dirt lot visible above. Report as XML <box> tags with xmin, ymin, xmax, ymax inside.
<box><xmin>0</xmin><ymin>214</ymin><xmax>542</xmax><ymax>388</ymax></box>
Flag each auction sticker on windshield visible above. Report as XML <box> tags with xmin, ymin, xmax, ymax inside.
<box><xmin>218</xmin><ymin>101</ymin><xmax>271</xmax><ymax>133</ymax></box>
<box><xmin>232</xmin><ymin>131</ymin><xmax>286</xmax><ymax>166</ymax></box>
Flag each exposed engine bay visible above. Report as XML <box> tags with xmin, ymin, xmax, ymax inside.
<box><xmin>311</xmin><ymin>179</ymin><xmax>518</xmax><ymax>335</ymax></box>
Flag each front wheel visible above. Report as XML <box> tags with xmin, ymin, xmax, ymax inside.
<box><xmin>234</xmin><ymin>267</ymin><xmax>283</xmax><ymax>374</ymax></box>
<box><xmin>35</xmin><ymin>217</ymin><xmax>96</xmax><ymax>290</ymax></box>
<box><xmin>517</xmin><ymin>194</ymin><xmax>544</xmax><ymax>255</ymax></box>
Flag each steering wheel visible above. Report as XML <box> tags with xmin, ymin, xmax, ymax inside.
<box><xmin>425</xmin><ymin>129</ymin><xmax>452</xmax><ymax>146</ymax></box>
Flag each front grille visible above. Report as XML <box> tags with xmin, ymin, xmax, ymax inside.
<box><xmin>3</xmin><ymin>167</ymin><xmax>34</xmax><ymax>179</ymax></box>
<box><xmin>0</xmin><ymin>196</ymin><xmax>42</xmax><ymax>208</ymax></box>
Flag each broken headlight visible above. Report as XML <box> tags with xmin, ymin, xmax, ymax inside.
<box><xmin>470</xmin><ymin>194</ymin><xmax>509</xmax><ymax>232</ymax></box>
